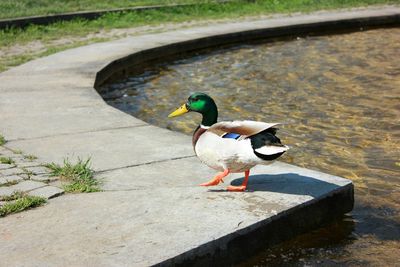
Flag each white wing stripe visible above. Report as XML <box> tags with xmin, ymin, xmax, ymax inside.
<box><xmin>255</xmin><ymin>145</ymin><xmax>289</xmax><ymax>155</ymax></box>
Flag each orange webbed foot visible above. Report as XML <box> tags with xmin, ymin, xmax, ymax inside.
<box><xmin>226</xmin><ymin>170</ymin><xmax>250</xmax><ymax>192</ymax></box>
<box><xmin>200</xmin><ymin>169</ymin><xmax>230</xmax><ymax>187</ymax></box>
<box><xmin>227</xmin><ymin>185</ymin><xmax>246</xmax><ymax>192</ymax></box>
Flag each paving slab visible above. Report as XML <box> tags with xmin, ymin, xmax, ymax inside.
<box><xmin>0</xmin><ymin>163</ymin><xmax>13</xmax><ymax>170</ymax></box>
<box><xmin>0</xmin><ymin>167</ymin><xmax>24</xmax><ymax>176</ymax></box>
<box><xmin>0</xmin><ymin>146</ymin><xmax>12</xmax><ymax>154</ymax></box>
<box><xmin>23</xmin><ymin>166</ymin><xmax>49</xmax><ymax>175</ymax></box>
<box><xmin>10</xmin><ymin>161</ymin><xmax>39</xmax><ymax>168</ymax></box>
<box><xmin>0</xmin><ymin>92</ymin><xmax>145</xmax><ymax>140</ymax></box>
<box><xmin>28</xmin><ymin>186</ymin><xmax>64</xmax><ymax>199</ymax></box>
<box><xmin>0</xmin><ymin>187</ymin><xmax>14</xmax><ymax>197</ymax></box>
<box><xmin>0</xmin><ymin>175</ymin><xmax>23</xmax><ymax>186</ymax></box>
<box><xmin>30</xmin><ymin>174</ymin><xmax>53</xmax><ymax>183</ymax></box>
<box><xmin>9</xmin><ymin>180</ymin><xmax>47</xmax><ymax>192</ymax></box>
<box><xmin>48</xmin><ymin>180</ymin><xmax>63</xmax><ymax>188</ymax></box>
<box><xmin>9</xmin><ymin>156</ymin><xmax>34</xmax><ymax>165</ymax></box>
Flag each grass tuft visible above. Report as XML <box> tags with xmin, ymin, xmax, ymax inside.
<box><xmin>0</xmin><ymin>191</ymin><xmax>46</xmax><ymax>217</ymax></box>
<box><xmin>0</xmin><ymin>134</ymin><xmax>5</xmax><ymax>146</ymax></box>
<box><xmin>0</xmin><ymin>156</ymin><xmax>15</xmax><ymax>165</ymax></box>
<box><xmin>45</xmin><ymin>158</ymin><xmax>101</xmax><ymax>193</ymax></box>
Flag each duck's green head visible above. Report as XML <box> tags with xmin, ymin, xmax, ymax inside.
<box><xmin>168</xmin><ymin>92</ymin><xmax>218</xmax><ymax>126</ymax></box>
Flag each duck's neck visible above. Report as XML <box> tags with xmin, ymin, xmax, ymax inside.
<box><xmin>192</xmin><ymin>112</ymin><xmax>217</xmax><ymax>150</ymax></box>
<box><xmin>201</xmin><ymin>104</ymin><xmax>218</xmax><ymax>127</ymax></box>
<box><xmin>192</xmin><ymin>101</ymin><xmax>218</xmax><ymax>149</ymax></box>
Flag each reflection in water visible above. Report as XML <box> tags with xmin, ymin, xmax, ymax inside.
<box><xmin>100</xmin><ymin>28</ymin><xmax>400</xmax><ymax>265</ymax></box>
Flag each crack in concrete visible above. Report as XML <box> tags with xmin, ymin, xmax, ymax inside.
<box><xmin>95</xmin><ymin>154</ymin><xmax>196</xmax><ymax>174</ymax></box>
<box><xmin>99</xmin><ymin>188</ymin><xmax>147</xmax><ymax>192</ymax></box>
<box><xmin>101</xmin><ymin>185</ymin><xmax>195</xmax><ymax>192</ymax></box>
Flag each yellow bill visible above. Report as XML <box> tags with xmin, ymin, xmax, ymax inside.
<box><xmin>168</xmin><ymin>103</ymin><xmax>189</xmax><ymax>118</ymax></box>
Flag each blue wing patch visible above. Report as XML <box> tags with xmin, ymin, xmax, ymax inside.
<box><xmin>222</xmin><ymin>133</ymin><xmax>241</xmax><ymax>140</ymax></box>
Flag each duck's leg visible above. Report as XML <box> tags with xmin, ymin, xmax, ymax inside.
<box><xmin>200</xmin><ymin>169</ymin><xmax>230</xmax><ymax>187</ymax></box>
<box><xmin>227</xmin><ymin>170</ymin><xmax>250</xmax><ymax>192</ymax></box>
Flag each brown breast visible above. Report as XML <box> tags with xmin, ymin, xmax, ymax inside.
<box><xmin>192</xmin><ymin>126</ymin><xmax>207</xmax><ymax>150</ymax></box>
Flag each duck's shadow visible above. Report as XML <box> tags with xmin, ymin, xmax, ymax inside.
<box><xmin>208</xmin><ymin>173</ymin><xmax>341</xmax><ymax>198</ymax></box>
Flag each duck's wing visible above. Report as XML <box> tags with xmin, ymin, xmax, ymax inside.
<box><xmin>207</xmin><ymin>120</ymin><xmax>281</xmax><ymax>138</ymax></box>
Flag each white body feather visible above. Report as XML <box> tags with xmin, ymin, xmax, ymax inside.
<box><xmin>194</xmin><ymin>121</ymin><xmax>289</xmax><ymax>173</ymax></box>
<box><xmin>195</xmin><ymin>131</ymin><xmax>261</xmax><ymax>172</ymax></box>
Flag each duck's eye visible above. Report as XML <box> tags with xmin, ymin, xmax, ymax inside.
<box><xmin>192</xmin><ymin>97</ymin><xmax>198</xmax><ymax>102</ymax></box>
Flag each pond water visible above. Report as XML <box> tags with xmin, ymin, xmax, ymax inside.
<box><xmin>100</xmin><ymin>27</ymin><xmax>400</xmax><ymax>266</ymax></box>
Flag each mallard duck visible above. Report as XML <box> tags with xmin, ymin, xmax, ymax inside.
<box><xmin>168</xmin><ymin>92</ymin><xmax>289</xmax><ymax>191</ymax></box>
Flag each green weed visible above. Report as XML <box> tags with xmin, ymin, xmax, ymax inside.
<box><xmin>0</xmin><ymin>157</ymin><xmax>14</xmax><ymax>165</ymax></box>
<box><xmin>45</xmin><ymin>158</ymin><xmax>101</xmax><ymax>193</ymax></box>
<box><xmin>0</xmin><ymin>134</ymin><xmax>5</xmax><ymax>146</ymax></box>
<box><xmin>0</xmin><ymin>191</ymin><xmax>46</xmax><ymax>217</ymax></box>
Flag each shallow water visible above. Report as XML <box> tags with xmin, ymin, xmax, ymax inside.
<box><xmin>100</xmin><ymin>28</ymin><xmax>400</xmax><ymax>266</ymax></box>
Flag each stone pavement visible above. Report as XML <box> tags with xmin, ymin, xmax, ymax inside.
<box><xmin>0</xmin><ymin>145</ymin><xmax>63</xmax><ymax>204</ymax></box>
<box><xmin>0</xmin><ymin>6</ymin><xmax>397</xmax><ymax>266</ymax></box>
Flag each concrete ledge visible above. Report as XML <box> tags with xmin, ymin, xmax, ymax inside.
<box><xmin>162</xmin><ymin>184</ymin><xmax>354</xmax><ymax>266</ymax></box>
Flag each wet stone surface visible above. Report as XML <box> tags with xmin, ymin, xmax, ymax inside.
<box><xmin>0</xmin><ymin>146</ymin><xmax>64</xmax><ymax>204</ymax></box>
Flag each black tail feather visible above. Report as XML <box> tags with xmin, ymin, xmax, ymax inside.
<box><xmin>249</xmin><ymin>128</ymin><xmax>286</xmax><ymax>161</ymax></box>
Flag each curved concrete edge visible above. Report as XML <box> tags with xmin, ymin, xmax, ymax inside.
<box><xmin>94</xmin><ymin>5</ymin><xmax>400</xmax><ymax>88</ymax></box>
<box><xmin>159</xmin><ymin>183</ymin><xmax>354</xmax><ymax>266</ymax></box>
<box><xmin>3</xmin><ymin>7</ymin><xmax>397</xmax><ymax>266</ymax></box>
<box><xmin>0</xmin><ymin>1</ymin><xmax>230</xmax><ymax>30</ymax></box>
